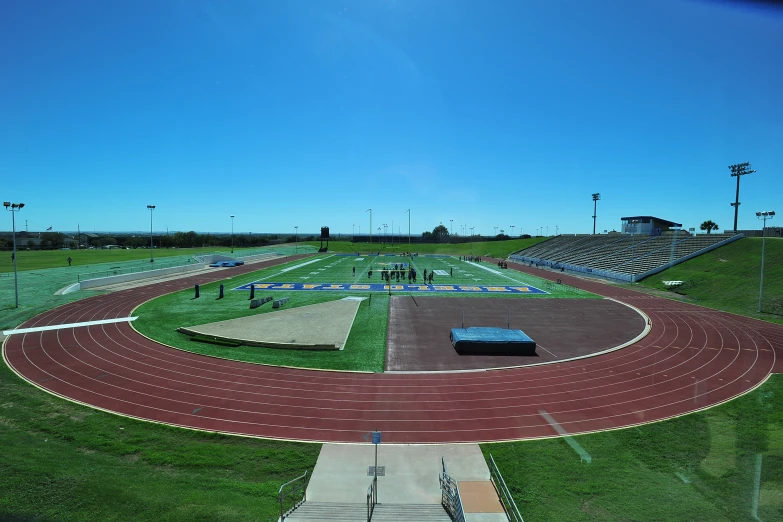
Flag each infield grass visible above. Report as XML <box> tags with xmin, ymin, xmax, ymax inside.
<box><xmin>132</xmin><ymin>254</ymin><xmax>598</xmax><ymax>372</ymax></box>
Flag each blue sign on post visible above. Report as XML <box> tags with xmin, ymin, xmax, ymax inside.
<box><xmin>372</xmin><ymin>431</ymin><xmax>381</xmax><ymax>444</ymax></box>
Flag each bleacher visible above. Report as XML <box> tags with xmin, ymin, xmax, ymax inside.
<box><xmin>511</xmin><ymin>232</ymin><xmax>743</xmax><ymax>282</ymax></box>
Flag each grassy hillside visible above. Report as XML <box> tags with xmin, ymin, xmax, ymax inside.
<box><xmin>0</xmin><ymin>363</ymin><xmax>320</xmax><ymax>522</ymax></box>
<box><xmin>484</xmin><ymin>372</ymin><xmax>783</xmax><ymax>521</ymax></box>
<box><xmin>637</xmin><ymin>237</ymin><xmax>783</xmax><ymax>323</ymax></box>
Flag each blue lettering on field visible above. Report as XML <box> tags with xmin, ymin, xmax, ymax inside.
<box><xmin>234</xmin><ymin>282</ymin><xmax>547</xmax><ymax>294</ymax></box>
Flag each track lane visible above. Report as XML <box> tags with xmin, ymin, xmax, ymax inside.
<box><xmin>3</xmin><ymin>256</ymin><xmax>780</xmax><ymax>443</ymax></box>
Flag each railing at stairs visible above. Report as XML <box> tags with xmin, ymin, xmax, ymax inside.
<box><xmin>439</xmin><ymin>457</ymin><xmax>466</xmax><ymax>522</ymax></box>
<box><xmin>489</xmin><ymin>453</ymin><xmax>524</xmax><ymax>522</ymax></box>
<box><xmin>278</xmin><ymin>469</ymin><xmax>309</xmax><ymax>521</ymax></box>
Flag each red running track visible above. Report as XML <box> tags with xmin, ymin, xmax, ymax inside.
<box><xmin>3</xmin><ymin>256</ymin><xmax>782</xmax><ymax>444</ymax></box>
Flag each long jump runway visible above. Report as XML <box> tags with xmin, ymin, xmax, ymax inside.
<box><xmin>3</xmin><ymin>256</ymin><xmax>781</xmax><ymax>444</ymax></box>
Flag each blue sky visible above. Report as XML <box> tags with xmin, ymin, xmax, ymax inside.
<box><xmin>1</xmin><ymin>0</ymin><xmax>781</xmax><ymax>237</ymax></box>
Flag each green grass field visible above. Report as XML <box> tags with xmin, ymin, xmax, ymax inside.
<box><xmin>0</xmin><ymin>362</ymin><xmax>320</xmax><ymax>522</ymax></box>
<box><xmin>0</xmin><ymin>246</ymin><xmax>225</xmax><ymax>272</ymax></box>
<box><xmin>636</xmin><ymin>237</ymin><xmax>783</xmax><ymax>324</ymax></box>
<box><xmin>483</xmin><ymin>373</ymin><xmax>783</xmax><ymax>521</ymax></box>
<box><xmin>132</xmin><ymin>253</ymin><xmax>597</xmax><ymax>372</ymax></box>
<box><xmin>303</xmin><ymin>237</ymin><xmax>548</xmax><ymax>258</ymax></box>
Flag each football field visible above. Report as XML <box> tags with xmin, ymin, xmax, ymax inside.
<box><xmin>234</xmin><ymin>253</ymin><xmax>589</xmax><ymax>298</ymax></box>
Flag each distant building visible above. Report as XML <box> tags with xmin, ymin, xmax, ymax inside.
<box><xmin>621</xmin><ymin>216</ymin><xmax>682</xmax><ymax>236</ymax></box>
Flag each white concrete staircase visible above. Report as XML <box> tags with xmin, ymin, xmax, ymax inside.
<box><xmin>278</xmin><ymin>444</ymin><xmax>510</xmax><ymax>522</ymax></box>
<box><xmin>282</xmin><ymin>501</ymin><xmax>451</xmax><ymax>521</ymax></box>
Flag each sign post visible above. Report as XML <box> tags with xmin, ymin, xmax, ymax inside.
<box><xmin>372</xmin><ymin>430</ymin><xmax>381</xmax><ymax>478</ymax></box>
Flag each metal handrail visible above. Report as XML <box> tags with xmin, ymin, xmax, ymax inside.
<box><xmin>489</xmin><ymin>454</ymin><xmax>524</xmax><ymax>522</ymax></box>
<box><xmin>439</xmin><ymin>458</ymin><xmax>466</xmax><ymax>522</ymax></box>
<box><xmin>76</xmin><ymin>257</ymin><xmax>199</xmax><ymax>282</ymax></box>
<box><xmin>367</xmin><ymin>475</ymin><xmax>377</xmax><ymax>521</ymax></box>
<box><xmin>278</xmin><ymin>469</ymin><xmax>309</xmax><ymax>521</ymax></box>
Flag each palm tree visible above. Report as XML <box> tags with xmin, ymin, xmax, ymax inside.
<box><xmin>700</xmin><ymin>220</ymin><xmax>719</xmax><ymax>234</ymax></box>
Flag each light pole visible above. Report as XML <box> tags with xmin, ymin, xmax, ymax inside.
<box><xmin>494</xmin><ymin>226</ymin><xmax>498</xmax><ymax>237</ymax></box>
<box><xmin>756</xmin><ymin>211</ymin><xmax>775</xmax><ymax>313</ymax></box>
<box><xmin>592</xmin><ymin>193</ymin><xmax>601</xmax><ymax>234</ymax></box>
<box><xmin>556</xmin><ymin>225</ymin><xmax>559</xmax><ymax>235</ymax></box>
<box><xmin>406</xmin><ymin>209</ymin><xmax>411</xmax><ymax>251</ymax></box>
<box><xmin>147</xmin><ymin>205</ymin><xmax>155</xmax><ymax>262</ymax></box>
<box><xmin>4</xmin><ymin>202</ymin><xmax>24</xmax><ymax>308</ymax></box>
<box><xmin>366</xmin><ymin>209</ymin><xmax>372</xmax><ymax>245</ymax></box>
<box><xmin>230</xmin><ymin>215</ymin><xmax>234</xmax><ymax>253</ymax></box>
<box><xmin>352</xmin><ymin>224</ymin><xmax>355</xmax><ymax>244</ymax></box>
<box><xmin>729</xmin><ymin>163</ymin><xmax>755</xmax><ymax>231</ymax></box>
<box><xmin>510</xmin><ymin>225</ymin><xmax>515</xmax><ymax>237</ymax></box>
<box><xmin>450</xmin><ymin>219</ymin><xmax>453</xmax><ymax>240</ymax></box>
<box><xmin>470</xmin><ymin>226</ymin><xmax>475</xmax><ymax>256</ymax></box>
<box><xmin>294</xmin><ymin>226</ymin><xmax>298</xmax><ymax>254</ymax></box>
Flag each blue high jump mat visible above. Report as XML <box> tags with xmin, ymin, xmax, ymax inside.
<box><xmin>449</xmin><ymin>327</ymin><xmax>536</xmax><ymax>356</ymax></box>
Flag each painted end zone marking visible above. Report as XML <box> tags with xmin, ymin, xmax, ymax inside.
<box><xmin>233</xmin><ymin>282</ymin><xmax>547</xmax><ymax>294</ymax></box>
<box><xmin>3</xmin><ymin>316</ymin><xmax>139</xmax><ymax>336</ymax></box>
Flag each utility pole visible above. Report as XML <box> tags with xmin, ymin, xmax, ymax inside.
<box><xmin>729</xmin><ymin>163</ymin><xmax>755</xmax><ymax>231</ymax></box>
<box><xmin>592</xmin><ymin>193</ymin><xmax>601</xmax><ymax>234</ymax></box>
<box><xmin>756</xmin><ymin>211</ymin><xmax>775</xmax><ymax>312</ymax></box>
<box><xmin>366</xmin><ymin>209</ymin><xmax>372</xmax><ymax>245</ymax></box>
<box><xmin>406</xmin><ymin>209</ymin><xmax>411</xmax><ymax>251</ymax></box>
<box><xmin>147</xmin><ymin>205</ymin><xmax>155</xmax><ymax>262</ymax></box>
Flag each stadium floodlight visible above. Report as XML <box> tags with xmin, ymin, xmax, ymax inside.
<box><xmin>729</xmin><ymin>162</ymin><xmax>755</xmax><ymax>231</ymax></box>
<box><xmin>757</xmin><ymin>210</ymin><xmax>775</xmax><ymax>313</ymax></box>
<box><xmin>592</xmin><ymin>193</ymin><xmax>601</xmax><ymax>234</ymax></box>
<box><xmin>510</xmin><ymin>225</ymin><xmax>515</xmax><ymax>237</ymax></box>
<box><xmin>365</xmin><ymin>209</ymin><xmax>372</xmax><ymax>245</ymax></box>
<box><xmin>294</xmin><ymin>226</ymin><xmax>298</xmax><ymax>254</ymax></box>
<box><xmin>146</xmin><ymin>205</ymin><xmax>155</xmax><ymax>262</ymax></box>
<box><xmin>5</xmin><ymin>201</ymin><xmax>24</xmax><ymax>308</ymax></box>
<box><xmin>230</xmin><ymin>215</ymin><xmax>235</xmax><ymax>253</ymax></box>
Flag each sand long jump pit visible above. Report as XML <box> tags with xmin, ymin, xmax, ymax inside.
<box><xmin>178</xmin><ymin>297</ymin><xmax>365</xmax><ymax>350</ymax></box>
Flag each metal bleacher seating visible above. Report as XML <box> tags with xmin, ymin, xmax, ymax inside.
<box><xmin>511</xmin><ymin>232</ymin><xmax>743</xmax><ymax>282</ymax></box>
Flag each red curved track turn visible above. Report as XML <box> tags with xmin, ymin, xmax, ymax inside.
<box><xmin>4</xmin><ymin>256</ymin><xmax>782</xmax><ymax>443</ymax></box>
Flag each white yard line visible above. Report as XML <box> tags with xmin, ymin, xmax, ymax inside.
<box><xmin>253</xmin><ymin>256</ymin><xmax>333</xmax><ymax>282</ymax></box>
<box><xmin>467</xmin><ymin>261</ymin><xmax>536</xmax><ymax>286</ymax></box>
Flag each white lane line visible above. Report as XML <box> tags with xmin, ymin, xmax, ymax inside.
<box><xmin>3</xmin><ymin>316</ymin><xmax>138</xmax><ymax>336</ymax></box>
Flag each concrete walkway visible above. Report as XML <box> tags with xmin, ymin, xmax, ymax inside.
<box><xmin>304</xmin><ymin>443</ymin><xmax>507</xmax><ymax>521</ymax></box>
